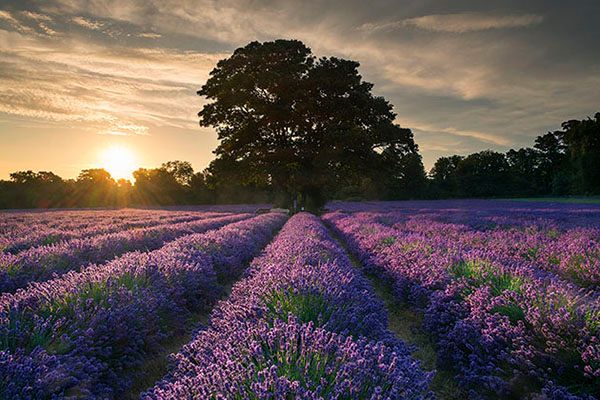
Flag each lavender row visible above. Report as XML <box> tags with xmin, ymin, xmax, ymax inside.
<box><xmin>0</xmin><ymin>204</ymin><xmax>271</xmax><ymax>232</ymax></box>
<box><xmin>0</xmin><ymin>210</ymin><xmax>202</xmax><ymax>249</ymax></box>
<box><xmin>369</xmin><ymin>209</ymin><xmax>600</xmax><ymax>288</ymax></box>
<box><xmin>0</xmin><ymin>212</ymin><xmax>286</xmax><ymax>399</ymax></box>
<box><xmin>144</xmin><ymin>213</ymin><xmax>432</xmax><ymax>399</ymax></box>
<box><xmin>324</xmin><ymin>211</ymin><xmax>599</xmax><ymax>399</ymax></box>
<box><xmin>0</xmin><ymin>212</ymin><xmax>229</xmax><ymax>254</ymax></box>
<box><xmin>0</xmin><ymin>213</ymin><xmax>250</xmax><ymax>294</ymax></box>
<box><xmin>327</xmin><ymin>200</ymin><xmax>600</xmax><ymax>230</ymax></box>
<box><xmin>0</xmin><ymin>208</ymin><xmax>191</xmax><ymax>234</ymax></box>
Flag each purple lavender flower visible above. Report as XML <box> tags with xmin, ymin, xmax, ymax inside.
<box><xmin>324</xmin><ymin>200</ymin><xmax>599</xmax><ymax>399</ymax></box>
<box><xmin>145</xmin><ymin>213</ymin><xmax>433</xmax><ymax>400</ymax></box>
<box><xmin>0</xmin><ymin>212</ymin><xmax>286</xmax><ymax>398</ymax></box>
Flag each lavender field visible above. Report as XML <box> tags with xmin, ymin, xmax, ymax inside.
<box><xmin>0</xmin><ymin>201</ymin><xmax>598</xmax><ymax>399</ymax></box>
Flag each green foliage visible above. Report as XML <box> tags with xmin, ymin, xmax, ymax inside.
<box><xmin>450</xmin><ymin>260</ymin><xmax>525</xmax><ymax>297</ymax></box>
<box><xmin>1</xmin><ymin>272</ymin><xmax>151</xmax><ymax>354</ymax></box>
<box><xmin>522</xmin><ymin>247</ymin><xmax>539</xmax><ymax>261</ymax></box>
<box><xmin>379</xmin><ymin>236</ymin><xmax>397</xmax><ymax>247</ymax></box>
<box><xmin>2</xmin><ymin>260</ymin><xmax>21</xmax><ymax>278</ymax></box>
<box><xmin>584</xmin><ymin>309</ymin><xmax>599</xmax><ymax>333</ymax></box>
<box><xmin>491</xmin><ymin>302</ymin><xmax>526</xmax><ymax>324</ymax></box>
<box><xmin>239</xmin><ymin>333</ymin><xmax>341</xmax><ymax>399</ymax></box>
<box><xmin>237</xmin><ymin>327</ymin><xmax>391</xmax><ymax>399</ymax></box>
<box><xmin>262</xmin><ymin>289</ymin><xmax>335</xmax><ymax>328</ymax></box>
<box><xmin>450</xmin><ymin>260</ymin><xmax>528</xmax><ymax>324</ymax></box>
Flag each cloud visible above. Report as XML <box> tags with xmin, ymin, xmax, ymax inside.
<box><xmin>100</xmin><ymin>122</ymin><xmax>149</xmax><ymax>136</ymax></box>
<box><xmin>138</xmin><ymin>32</ymin><xmax>161</xmax><ymax>39</ymax></box>
<box><xmin>402</xmin><ymin>13</ymin><xmax>544</xmax><ymax>33</ymax></box>
<box><xmin>0</xmin><ymin>10</ymin><xmax>59</xmax><ymax>37</ymax></box>
<box><xmin>0</xmin><ymin>10</ymin><xmax>35</xmax><ymax>35</ymax></box>
<box><xmin>71</xmin><ymin>16</ymin><xmax>104</xmax><ymax>30</ymax></box>
<box><xmin>20</xmin><ymin>11</ymin><xmax>52</xmax><ymax>22</ymax></box>
<box><xmin>359</xmin><ymin>13</ymin><xmax>543</xmax><ymax>33</ymax></box>
<box><xmin>37</xmin><ymin>22</ymin><xmax>58</xmax><ymax>36</ymax></box>
<box><xmin>0</xmin><ymin>10</ymin><xmax>20</xmax><ymax>25</ymax></box>
<box><xmin>400</xmin><ymin>119</ymin><xmax>511</xmax><ymax>146</ymax></box>
<box><xmin>0</xmin><ymin>27</ymin><xmax>225</xmax><ymax>138</ymax></box>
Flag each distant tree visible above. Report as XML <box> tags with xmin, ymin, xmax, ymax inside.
<box><xmin>115</xmin><ymin>178</ymin><xmax>133</xmax><ymax>207</ymax></box>
<box><xmin>7</xmin><ymin>170</ymin><xmax>66</xmax><ymax>208</ymax></box>
<box><xmin>76</xmin><ymin>169</ymin><xmax>117</xmax><ymax>207</ymax></box>
<box><xmin>383</xmin><ymin>150</ymin><xmax>427</xmax><ymax>199</ymax></box>
<box><xmin>561</xmin><ymin>113</ymin><xmax>600</xmax><ymax>194</ymax></box>
<box><xmin>455</xmin><ymin>150</ymin><xmax>510</xmax><ymax>197</ymax></box>
<box><xmin>506</xmin><ymin>147</ymin><xmax>541</xmax><ymax>195</ymax></box>
<box><xmin>533</xmin><ymin>131</ymin><xmax>567</xmax><ymax>193</ymax></box>
<box><xmin>133</xmin><ymin>168</ymin><xmax>176</xmax><ymax>205</ymax></box>
<box><xmin>189</xmin><ymin>171</ymin><xmax>215</xmax><ymax>204</ymax></box>
<box><xmin>162</xmin><ymin>161</ymin><xmax>194</xmax><ymax>187</ymax></box>
<box><xmin>430</xmin><ymin>155</ymin><xmax>464</xmax><ymax>196</ymax></box>
<box><xmin>132</xmin><ymin>161</ymin><xmax>195</xmax><ymax>205</ymax></box>
<box><xmin>197</xmin><ymin>39</ymin><xmax>424</xmax><ymax>210</ymax></box>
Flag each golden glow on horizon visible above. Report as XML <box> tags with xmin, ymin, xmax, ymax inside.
<box><xmin>99</xmin><ymin>146</ymin><xmax>137</xmax><ymax>181</ymax></box>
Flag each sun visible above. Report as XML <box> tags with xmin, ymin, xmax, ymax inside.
<box><xmin>100</xmin><ymin>146</ymin><xmax>137</xmax><ymax>181</ymax></box>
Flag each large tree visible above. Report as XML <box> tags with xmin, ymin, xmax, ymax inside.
<box><xmin>198</xmin><ymin>39</ymin><xmax>424</xmax><ymax>210</ymax></box>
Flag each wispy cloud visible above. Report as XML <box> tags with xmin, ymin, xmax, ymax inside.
<box><xmin>100</xmin><ymin>123</ymin><xmax>149</xmax><ymax>136</ymax></box>
<box><xmin>401</xmin><ymin>119</ymin><xmax>511</xmax><ymax>146</ymax></box>
<box><xmin>360</xmin><ymin>12</ymin><xmax>543</xmax><ymax>33</ymax></box>
<box><xmin>0</xmin><ymin>10</ymin><xmax>20</xmax><ymax>25</ymax></box>
<box><xmin>20</xmin><ymin>11</ymin><xmax>52</xmax><ymax>22</ymax></box>
<box><xmin>71</xmin><ymin>16</ymin><xmax>104</xmax><ymax>30</ymax></box>
<box><xmin>404</xmin><ymin>13</ymin><xmax>544</xmax><ymax>33</ymax></box>
<box><xmin>0</xmin><ymin>10</ymin><xmax>35</xmax><ymax>35</ymax></box>
<box><xmin>137</xmin><ymin>32</ymin><xmax>161</xmax><ymax>39</ymax></box>
<box><xmin>0</xmin><ymin>26</ymin><xmax>225</xmax><ymax>137</ymax></box>
<box><xmin>0</xmin><ymin>9</ymin><xmax>59</xmax><ymax>36</ymax></box>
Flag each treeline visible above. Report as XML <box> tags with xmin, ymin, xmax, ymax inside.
<box><xmin>428</xmin><ymin>112</ymin><xmax>600</xmax><ymax>198</ymax></box>
<box><xmin>1</xmin><ymin>112</ymin><xmax>598</xmax><ymax>209</ymax></box>
<box><xmin>0</xmin><ymin>161</ymin><xmax>270</xmax><ymax>209</ymax></box>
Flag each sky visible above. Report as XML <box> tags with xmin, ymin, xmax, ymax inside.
<box><xmin>0</xmin><ymin>0</ymin><xmax>599</xmax><ymax>180</ymax></box>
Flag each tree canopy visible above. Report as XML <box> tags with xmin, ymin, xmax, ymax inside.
<box><xmin>198</xmin><ymin>39</ymin><xmax>425</xmax><ymax>210</ymax></box>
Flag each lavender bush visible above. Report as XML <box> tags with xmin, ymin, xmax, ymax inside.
<box><xmin>144</xmin><ymin>213</ymin><xmax>433</xmax><ymax>399</ymax></box>
<box><xmin>0</xmin><ymin>213</ymin><xmax>250</xmax><ymax>293</ymax></box>
<box><xmin>324</xmin><ymin>201</ymin><xmax>599</xmax><ymax>399</ymax></box>
<box><xmin>0</xmin><ymin>212</ymin><xmax>286</xmax><ymax>398</ymax></box>
<box><xmin>0</xmin><ymin>211</ymin><xmax>226</xmax><ymax>254</ymax></box>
